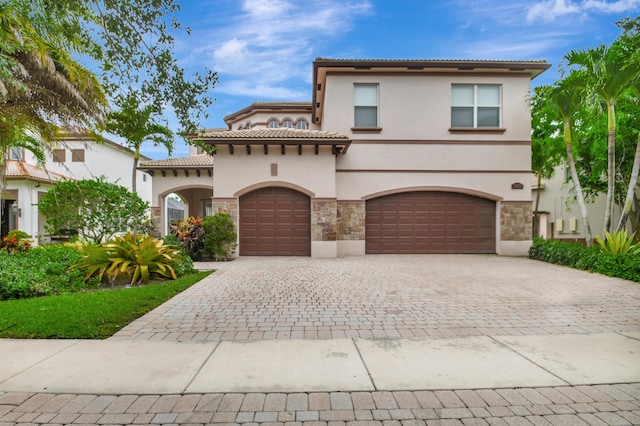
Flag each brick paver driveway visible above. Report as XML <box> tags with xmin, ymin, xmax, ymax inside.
<box><xmin>112</xmin><ymin>255</ymin><xmax>640</xmax><ymax>342</ymax></box>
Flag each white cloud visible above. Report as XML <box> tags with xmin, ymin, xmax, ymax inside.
<box><xmin>526</xmin><ymin>0</ymin><xmax>640</xmax><ymax>23</ymax></box>
<box><xmin>191</xmin><ymin>0</ymin><xmax>372</xmax><ymax>98</ymax></box>
<box><xmin>216</xmin><ymin>80</ymin><xmax>308</xmax><ymax>99</ymax></box>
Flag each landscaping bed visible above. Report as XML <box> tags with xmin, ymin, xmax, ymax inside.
<box><xmin>529</xmin><ymin>237</ymin><xmax>640</xmax><ymax>282</ymax></box>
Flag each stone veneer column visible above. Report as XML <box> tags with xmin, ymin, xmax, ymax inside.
<box><xmin>211</xmin><ymin>198</ymin><xmax>238</xmax><ymax>224</ymax></box>
<box><xmin>150</xmin><ymin>206</ymin><xmax>162</xmax><ymax>238</ymax></box>
<box><xmin>337</xmin><ymin>201</ymin><xmax>366</xmax><ymax>240</ymax></box>
<box><xmin>500</xmin><ymin>201</ymin><xmax>533</xmax><ymax>256</ymax></box>
<box><xmin>311</xmin><ymin>199</ymin><xmax>338</xmax><ymax>258</ymax></box>
<box><xmin>500</xmin><ymin>201</ymin><xmax>532</xmax><ymax>240</ymax></box>
<box><xmin>336</xmin><ymin>200</ymin><xmax>366</xmax><ymax>257</ymax></box>
<box><xmin>311</xmin><ymin>199</ymin><xmax>337</xmax><ymax>241</ymax></box>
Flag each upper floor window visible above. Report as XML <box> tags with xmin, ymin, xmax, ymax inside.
<box><xmin>268</xmin><ymin>119</ymin><xmax>279</xmax><ymax>128</ymax></box>
<box><xmin>53</xmin><ymin>149</ymin><xmax>66</xmax><ymax>162</ymax></box>
<box><xmin>354</xmin><ymin>84</ymin><xmax>378</xmax><ymax>127</ymax></box>
<box><xmin>296</xmin><ymin>120</ymin><xmax>308</xmax><ymax>130</ymax></box>
<box><xmin>9</xmin><ymin>147</ymin><xmax>23</xmax><ymax>161</ymax></box>
<box><xmin>71</xmin><ymin>149</ymin><xmax>85</xmax><ymax>162</ymax></box>
<box><xmin>282</xmin><ymin>119</ymin><xmax>293</xmax><ymax>128</ymax></box>
<box><xmin>451</xmin><ymin>84</ymin><xmax>501</xmax><ymax>128</ymax></box>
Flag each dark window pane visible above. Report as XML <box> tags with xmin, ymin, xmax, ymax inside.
<box><xmin>354</xmin><ymin>106</ymin><xmax>377</xmax><ymax>127</ymax></box>
<box><xmin>477</xmin><ymin>107</ymin><xmax>499</xmax><ymax>127</ymax></box>
<box><xmin>451</xmin><ymin>107</ymin><xmax>473</xmax><ymax>127</ymax></box>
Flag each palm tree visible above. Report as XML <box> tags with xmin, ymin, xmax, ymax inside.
<box><xmin>105</xmin><ymin>92</ymin><xmax>174</xmax><ymax>193</ymax></box>
<box><xmin>0</xmin><ymin>2</ymin><xmax>107</xmax><ymax>228</ymax></box>
<box><xmin>565</xmin><ymin>42</ymin><xmax>638</xmax><ymax>234</ymax></box>
<box><xmin>548</xmin><ymin>74</ymin><xmax>594</xmax><ymax>246</ymax></box>
<box><xmin>530</xmin><ymin>85</ymin><xmax>565</xmax><ymax>237</ymax></box>
<box><xmin>616</xmin><ymin>82</ymin><xmax>640</xmax><ymax>233</ymax></box>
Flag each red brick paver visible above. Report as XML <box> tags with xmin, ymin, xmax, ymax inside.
<box><xmin>0</xmin><ymin>384</ymin><xmax>638</xmax><ymax>425</ymax></box>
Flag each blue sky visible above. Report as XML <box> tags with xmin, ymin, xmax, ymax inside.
<box><xmin>137</xmin><ymin>0</ymin><xmax>640</xmax><ymax>159</ymax></box>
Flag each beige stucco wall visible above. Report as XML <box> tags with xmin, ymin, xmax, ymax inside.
<box><xmin>336</xmin><ymin>172</ymin><xmax>529</xmax><ymax>202</ymax></box>
<box><xmin>322</xmin><ymin>74</ymin><xmax>532</xmax><ymax>141</ymax></box>
<box><xmin>213</xmin><ymin>147</ymin><xmax>336</xmax><ymax>198</ymax></box>
<box><xmin>338</xmin><ymin>143</ymin><xmax>530</xmax><ymax>172</ymax></box>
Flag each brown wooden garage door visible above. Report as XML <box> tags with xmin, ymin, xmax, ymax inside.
<box><xmin>239</xmin><ymin>187</ymin><xmax>311</xmax><ymax>256</ymax></box>
<box><xmin>366</xmin><ymin>191</ymin><xmax>495</xmax><ymax>254</ymax></box>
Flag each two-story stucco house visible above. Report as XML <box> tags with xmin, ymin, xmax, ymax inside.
<box><xmin>2</xmin><ymin>129</ymin><xmax>153</xmax><ymax>243</ymax></box>
<box><xmin>187</xmin><ymin>58</ymin><xmax>549</xmax><ymax>258</ymax></box>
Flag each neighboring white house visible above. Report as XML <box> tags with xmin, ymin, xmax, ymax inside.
<box><xmin>533</xmin><ymin>163</ymin><xmax>629</xmax><ymax>242</ymax></box>
<box><xmin>2</xmin><ymin>129</ymin><xmax>152</xmax><ymax>243</ymax></box>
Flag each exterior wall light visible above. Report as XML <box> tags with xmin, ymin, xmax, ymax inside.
<box><xmin>11</xmin><ymin>202</ymin><xmax>21</xmax><ymax>217</ymax></box>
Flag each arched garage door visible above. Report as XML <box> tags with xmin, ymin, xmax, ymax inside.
<box><xmin>366</xmin><ymin>191</ymin><xmax>495</xmax><ymax>254</ymax></box>
<box><xmin>239</xmin><ymin>187</ymin><xmax>311</xmax><ymax>256</ymax></box>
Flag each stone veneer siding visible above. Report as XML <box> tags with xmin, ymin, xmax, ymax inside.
<box><xmin>311</xmin><ymin>199</ymin><xmax>337</xmax><ymax>241</ymax></box>
<box><xmin>337</xmin><ymin>201</ymin><xmax>366</xmax><ymax>240</ymax></box>
<box><xmin>150</xmin><ymin>206</ymin><xmax>162</xmax><ymax>237</ymax></box>
<box><xmin>211</xmin><ymin>198</ymin><xmax>238</xmax><ymax>225</ymax></box>
<box><xmin>500</xmin><ymin>201</ymin><xmax>532</xmax><ymax>241</ymax></box>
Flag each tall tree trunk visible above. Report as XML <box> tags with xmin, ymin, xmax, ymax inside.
<box><xmin>565</xmin><ymin>123</ymin><xmax>593</xmax><ymax>246</ymax></box>
<box><xmin>603</xmin><ymin>103</ymin><xmax>616</xmax><ymax>234</ymax></box>
<box><xmin>616</xmin><ymin>131</ymin><xmax>640</xmax><ymax>232</ymax></box>
<box><xmin>0</xmin><ymin>148</ymin><xmax>7</xmax><ymax>237</ymax></box>
<box><xmin>533</xmin><ymin>174</ymin><xmax>542</xmax><ymax>238</ymax></box>
<box><xmin>132</xmin><ymin>153</ymin><xmax>139</xmax><ymax>194</ymax></box>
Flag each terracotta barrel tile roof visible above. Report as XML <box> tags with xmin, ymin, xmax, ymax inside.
<box><xmin>197</xmin><ymin>128</ymin><xmax>349</xmax><ymax>140</ymax></box>
<box><xmin>138</xmin><ymin>154</ymin><xmax>213</xmax><ymax>168</ymax></box>
<box><xmin>5</xmin><ymin>161</ymin><xmax>68</xmax><ymax>183</ymax></box>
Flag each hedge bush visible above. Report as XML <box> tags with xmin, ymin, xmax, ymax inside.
<box><xmin>0</xmin><ymin>245</ymin><xmax>100</xmax><ymax>300</ymax></box>
<box><xmin>529</xmin><ymin>237</ymin><xmax>640</xmax><ymax>282</ymax></box>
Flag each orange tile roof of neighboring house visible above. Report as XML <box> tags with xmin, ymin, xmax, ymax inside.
<box><xmin>197</xmin><ymin>128</ymin><xmax>349</xmax><ymax>140</ymax></box>
<box><xmin>5</xmin><ymin>160</ymin><xmax>69</xmax><ymax>183</ymax></box>
<box><xmin>138</xmin><ymin>154</ymin><xmax>213</xmax><ymax>168</ymax></box>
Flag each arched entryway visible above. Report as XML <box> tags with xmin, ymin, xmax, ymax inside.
<box><xmin>365</xmin><ymin>191</ymin><xmax>496</xmax><ymax>254</ymax></box>
<box><xmin>239</xmin><ymin>187</ymin><xmax>311</xmax><ymax>256</ymax></box>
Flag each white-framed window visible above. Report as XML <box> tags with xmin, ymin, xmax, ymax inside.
<box><xmin>9</xmin><ymin>147</ymin><xmax>23</xmax><ymax>161</ymax></box>
<box><xmin>282</xmin><ymin>119</ymin><xmax>293</xmax><ymax>128</ymax></box>
<box><xmin>354</xmin><ymin>83</ymin><xmax>378</xmax><ymax>127</ymax></box>
<box><xmin>268</xmin><ymin>119</ymin><xmax>279</xmax><ymax>128</ymax></box>
<box><xmin>451</xmin><ymin>84</ymin><xmax>501</xmax><ymax>128</ymax></box>
<box><xmin>202</xmin><ymin>199</ymin><xmax>213</xmax><ymax>217</ymax></box>
<box><xmin>296</xmin><ymin>120</ymin><xmax>308</xmax><ymax>129</ymax></box>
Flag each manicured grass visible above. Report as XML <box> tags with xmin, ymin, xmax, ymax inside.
<box><xmin>0</xmin><ymin>271</ymin><xmax>212</xmax><ymax>339</ymax></box>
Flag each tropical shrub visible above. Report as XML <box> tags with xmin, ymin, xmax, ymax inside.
<box><xmin>0</xmin><ymin>245</ymin><xmax>99</xmax><ymax>300</ymax></box>
<box><xmin>595</xmin><ymin>230</ymin><xmax>640</xmax><ymax>255</ymax></box>
<box><xmin>202</xmin><ymin>212</ymin><xmax>237</xmax><ymax>260</ymax></box>
<box><xmin>38</xmin><ymin>177</ymin><xmax>151</xmax><ymax>243</ymax></box>
<box><xmin>170</xmin><ymin>216</ymin><xmax>205</xmax><ymax>260</ymax></box>
<box><xmin>529</xmin><ymin>237</ymin><xmax>640</xmax><ymax>282</ymax></box>
<box><xmin>0</xmin><ymin>231</ymin><xmax>31</xmax><ymax>254</ymax></box>
<box><xmin>72</xmin><ymin>233</ymin><xmax>181</xmax><ymax>285</ymax></box>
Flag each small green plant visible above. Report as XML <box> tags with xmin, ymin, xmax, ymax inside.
<box><xmin>73</xmin><ymin>233</ymin><xmax>181</xmax><ymax>285</ymax></box>
<box><xmin>595</xmin><ymin>230</ymin><xmax>640</xmax><ymax>255</ymax></box>
<box><xmin>202</xmin><ymin>212</ymin><xmax>237</xmax><ymax>260</ymax></box>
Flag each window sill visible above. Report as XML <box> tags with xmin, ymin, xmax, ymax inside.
<box><xmin>449</xmin><ymin>127</ymin><xmax>506</xmax><ymax>134</ymax></box>
<box><xmin>351</xmin><ymin>127</ymin><xmax>382</xmax><ymax>133</ymax></box>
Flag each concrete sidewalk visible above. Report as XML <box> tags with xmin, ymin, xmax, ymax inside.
<box><xmin>1</xmin><ymin>332</ymin><xmax>639</xmax><ymax>395</ymax></box>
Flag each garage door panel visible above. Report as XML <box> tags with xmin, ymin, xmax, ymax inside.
<box><xmin>366</xmin><ymin>191</ymin><xmax>495</xmax><ymax>254</ymax></box>
<box><xmin>240</xmin><ymin>187</ymin><xmax>311</xmax><ymax>256</ymax></box>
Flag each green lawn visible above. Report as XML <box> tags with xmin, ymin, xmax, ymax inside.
<box><xmin>0</xmin><ymin>271</ymin><xmax>212</xmax><ymax>339</ymax></box>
